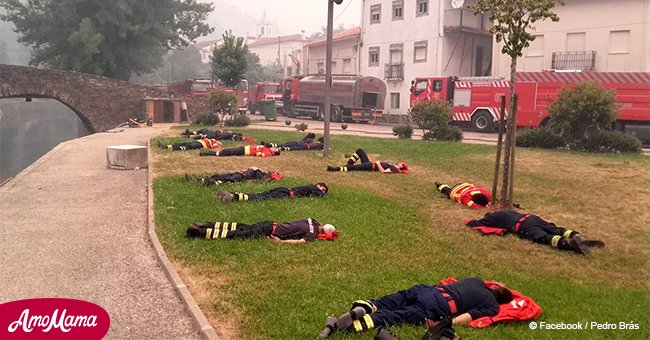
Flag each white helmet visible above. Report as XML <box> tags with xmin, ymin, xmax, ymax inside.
<box><xmin>322</xmin><ymin>224</ymin><xmax>336</xmax><ymax>233</ymax></box>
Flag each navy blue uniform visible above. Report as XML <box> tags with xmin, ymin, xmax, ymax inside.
<box><xmin>365</xmin><ymin>277</ymin><xmax>499</xmax><ymax>328</ymax></box>
<box><xmin>196</xmin><ymin>218</ymin><xmax>320</xmax><ymax>241</ymax></box>
<box><xmin>232</xmin><ymin>184</ymin><xmax>326</xmax><ymax>202</ymax></box>
<box><xmin>466</xmin><ymin>210</ymin><xmax>572</xmax><ymax>246</ymax></box>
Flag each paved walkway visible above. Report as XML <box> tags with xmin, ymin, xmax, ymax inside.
<box><xmin>249</xmin><ymin>115</ymin><xmax>500</xmax><ymax>145</ymax></box>
<box><xmin>0</xmin><ymin>127</ymin><xmax>200</xmax><ymax>339</ymax></box>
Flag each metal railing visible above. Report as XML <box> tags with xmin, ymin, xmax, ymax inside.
<box><xmin>384</xmin><ymin>63</ymin><xmax>404</xmax><ymax>80</ymax></box>
<box><xmin>551</xmin><ymin>51</ymin><xmax>596</xmax><ymax>71</ymax></box>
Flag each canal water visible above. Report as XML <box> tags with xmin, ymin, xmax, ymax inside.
<box><xmin>0</xmin><ymin>97</ymin><xmax>90</xmax><ymax>184</ymax></box>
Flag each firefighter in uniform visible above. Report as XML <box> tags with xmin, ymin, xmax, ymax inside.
<box><xmin>199</xmin><ymin>145</ymin><xmax>280</xmax><ymax>157</ymax></box>
<box><xmin>261</xmin><ymin>133</ymin><xmax>324</xmax><ymax>151</ymax></box>
<box><xmin>327</xmin><ymin>148</ymin><xmax>410</xmax><ymax>174</ymax></box>
<box><xmin>184</xmin><ymin>167</ymin><xmax>283</xmax><ymax>187</ymax></box>
<box><xmin>218</xmin><ymin>183</ymin><xmax>328</xmax><ymax>202</ymax></box>
<box><xmin>464</xmin><ymin>210</ymin><xmax>605</xmax><ymax>255</ymax></box>
<box><xmin>318</xmin><ymin>277</ymin><xmax>513</xmax><ymax>338</ymax></box>
<box><xmin>435</xmin><ymin>181</ymin><xmax>491</xmax><ymax>209</ymax></box>
<box><xmin>180</xmin><ymin>128</ymin><xmax>248</xmax><ymax>141</ymax></box>
<box><xmin>186</xmin><ymin>218</ymin><xmax>338</xmax><ymax>244</ymax></box>
<box><xmin>158</xmin><ymin>138</ymin><xmax>222</xmax><ymax>151</ymax></box>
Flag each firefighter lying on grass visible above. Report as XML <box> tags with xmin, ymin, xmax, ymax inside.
<box><xmin>218</xmin><ymin>183</ymin><xmax>328</xmax><ymax>202</ymax></box>
<box><xmin>464</xmin><ymin>210</ymin><xmax>605</xmax><ymax>255</ymax></box>
<box><xmin>180</xmin><ymin>128</ymin><xmax>254</xmax><ymax>142</ymax></box>
<box><xmin>157</xmin><ymin>138</ymin><xmax>222</xmax><ymax>151</ymax></box>
<box><xmin>186</xmin><ymin>218</ymin><xmax>338</xmax><ymax>244</ymax></box>
<box><xmin>327</xmin><ymin>148</ymin><xmax>410</xmax><ymax>174</ymax></box>
<box><xmin>184</xmin><ymin>167</ymin><xmax>283</xmax><ymax>187</ymax></box>
<box><xmin>435</xmin><ymin>181</ymin><xmax>491</xmax><ymax>209</ymax></box>
<box><xmin>199</xmin><ymin>145</ymin><xmax>280</xmax><ymax>157</ymax></box>
<box><xmin>261</xmin><ymin>133</ymin><xmax>324</xmax><ymax>151</ymax></box>
<box><xmin>318</xmin><ymin>277</ymin><xmax>518</xmax><ymax>339</ymax></box>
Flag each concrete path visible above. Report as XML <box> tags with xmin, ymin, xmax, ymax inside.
<box><xmin>249</xmin><ymin>115</ymin><xmax>500</xmax><ymax>145</ymax></box>
<box><xmin>0</xmin><ymin>127</ymin><xmax>201</xmax><ymax>339</ymax></box>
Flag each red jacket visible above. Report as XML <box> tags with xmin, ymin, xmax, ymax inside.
<box><xmin>244</xmin><ymin>145</ymin><xmax>277</xmax><ymax>157</ymax></box>
<box><xmin>197</xmin><ymin>138</ymin><xmax>222</xmax><ymax>149</ymax></box>
<box><xmin>449</xmin><ymin>182</ymin><xmax>492</xmax><ymax>209</ymax></box>
<box><xmin>440</xmin><ymin>278</ymin><xmax>542</xmax><ymax>328</ymax></box>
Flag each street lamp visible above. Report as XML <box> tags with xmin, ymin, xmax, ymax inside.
<box><xmin>323</xmin><ymin>0</ymin><xmax>343</xmax><ymax>156</ymax></box>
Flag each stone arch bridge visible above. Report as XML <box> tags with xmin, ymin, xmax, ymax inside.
<box><xmin>0</xmin><ymin>64</ymin><xmax>208</xmax><ymax>132</ymax></box>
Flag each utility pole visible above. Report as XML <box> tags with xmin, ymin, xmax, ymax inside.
<box><xmin>323</xmin><ymin>0</ymin><xmax>343</xmax><ymax>156</ymax></box>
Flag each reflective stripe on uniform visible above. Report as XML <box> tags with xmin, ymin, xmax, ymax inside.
<box><xmin>205</xmin><ymin>228</ymin><xmax>213</xmax><ymax>239</ymax></box>
<box><xmin>244</xmin><ymin>145</ymin><xmax>251</xmax><ymax>156</ymax></box>
<box><xmin>220</xmin><ymin>223</ymin><xmax>229</xmax><ymax>238</ymax></box>
<box><xmin>363</xmin><ymin>315</ymin><xmax>374</xmax><ymax>330</ymax></box>
<box><xmin>551</xmin><ymin>235</ymin><xmax>561</xmax><ymax>248</ymax></box>
<box><xmin>563</xmin><ymin>230</ymin><xmax>573</xmax><ymax>238</ymax></box>
<box><xmin>198</xmin><ymin>140</ymin><xmax>208</xmax><ymax>148</ymax></box>
<box><xmin>467</xmin><ymin>201</ymin><xmax>474</xmax><ymax>207</ymax></box>
<box><xmin>212</xmin><ymin>222</ymin><xmax>222</xmax><ymax>239</ymax></box>
<box><xmin>352</xmin><ymin>320</ymin><xmax>363</xmax><ymax>332</ymax></box>
<box><xmin>341</xmin><ymin>167</ymin><xmax>348</xmax><ymax>172</ymax></box>
<box><xmin>450</xmin><ymin>183</ymin><xmax>471</xmax><ymax>199</ymax></box>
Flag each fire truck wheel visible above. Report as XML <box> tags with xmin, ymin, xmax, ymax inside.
<box><xmin>331</xmin><ymin>105</ymin><xmax>342</xmax><ymax>122</ymax></box>
<box><xmin>471</xmin><ymin>111</ymin><xmax>495</xmax><ymax>132</ymax></box>
<box><xmin>313</xmin><ymin>105</ymin><xmax>325</xmax><ymax>121</ymax></box>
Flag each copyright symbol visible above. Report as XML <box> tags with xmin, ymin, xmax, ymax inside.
<box><xmin>529</xmin><ymin>321</ymin><xmax>538</xmax><ymax>330</ymax></box>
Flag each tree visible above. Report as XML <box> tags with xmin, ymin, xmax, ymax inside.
<box><xmin>211</xmin><ymin>30</ymin><xmax>248</xmax><ymax>89</ymax></box>
<box><xmin>470</xmin><ymin>0</ymin><xmax>564</xmax><ymax>208</ymax></box>
<box><xmin>308</xmin><ymin>23</ymin><xmax>346</xmax><ymax>40</ymax></box>
<box><xmin>0</xmin><ymin>0</ymin><xmax>213</xmax><ymax>80</ymax></box>
<box><xmin>131</xmin><ymin>45</ymin><xmax>206</xmax><ymax>84</ymax></box>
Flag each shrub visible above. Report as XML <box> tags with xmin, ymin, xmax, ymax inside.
<box><xmin>210</xmin><ymin>91</ymin><xmax>238</xmax><ymax>115</ymax></box>
<box><xmin>422</xmin><ymin>125</ymin><xmax>463</xmax><ymax>142</ymax></box>
<box><xmin>517</xmin><ymin>127</ymin><xmax>566</xmax><ymax>149</ymax></box>
<box><xmin>294</xmin><ymin>123</ymin><xmax>308</xmax><ymax>131</ymax></box>
<box><xmin>192</xmin><ymin>113</ymin><xmax>220</xmax><ymax>126</ymax></box>
<box><xmin>548</xmin><ymin>81</ymin><xmax>619</xmax><ymax>142</ymax></box>
<box><xmin>223</xmin><ymin>114</ymin><xmax>250</xmax><ymax>127</ymax></box>
<box><xmin>408</xmin><ymin>100</ymin><xmax>453</xmax><ymax>132</ymax></box>
<box><xmin>575</xmin><ymin>130</ymin><xmax>642</xmax><ymax>153</ymax></box>
<box><xmin>392</xmin><ymin>125</ymin><xmax>413</xmax><ymax>139</ymax></box>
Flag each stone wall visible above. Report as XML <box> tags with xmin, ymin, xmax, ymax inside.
<box><xmin>0</xmin><ymin>64</ymin><xmax>211</xmax><ymax>132</ymax></box>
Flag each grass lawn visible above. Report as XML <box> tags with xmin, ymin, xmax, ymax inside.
<box><xmin>152</xmin><ymin>126</ymin><xmax>650</xmax><ymax>339</ymax></box>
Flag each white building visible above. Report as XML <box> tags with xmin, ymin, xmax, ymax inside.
<box><xmin>360</xmin><ymin>0</ymin><xmax>492</xmax><ymax>117</ymax></box>
<box><xmin>302</xmin><ymin>27</ymin><xmax>361</xmax><ymax>75</ymax></box>
<box><xmin>491</xmin><ymin>0</ymin><xmax>650</xmax><ymax>76</ymax></box>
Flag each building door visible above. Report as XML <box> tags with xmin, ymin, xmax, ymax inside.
<box><xmin>163</xmin><ymin>101</ymin><xmax>174</xmax><ymax>122</ymax></box>
<box><xmin>475</xmin><ymin>46</ymin><xmax>484</xmax><ymax>76</ymax></box>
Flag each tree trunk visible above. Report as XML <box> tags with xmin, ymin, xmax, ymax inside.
<box><xmin>500</xmin><ymin>57</ymin><xmax>518</xmax><ymax>208</ymax></box>
<box><xmin>491</xmin><ymin>95</ymin><xmax>507</xmax><ymax>204</ymax></box>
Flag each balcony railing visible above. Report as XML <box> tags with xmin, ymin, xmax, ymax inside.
<box><xmin>552</xmin><ymin>51</ymin><xmax>596</xmax><ymax>71</ymax></box>
<box><xmin>443</xmin><ymin>9</ymin><xmax>490</xmax><ymax>35</ymax></box>
<box><xmin>384</xmin><ymin>63</ymin><xmax>404</xmax><ymax>80</ymax></box>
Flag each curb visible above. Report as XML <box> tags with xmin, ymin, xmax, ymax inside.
<box><xmin>146</xmin><ymin>140</ymin><xmax>220</xmax><ymax>340</ymax></box>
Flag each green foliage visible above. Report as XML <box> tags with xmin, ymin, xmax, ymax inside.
<box><xmin>0</xmin><ymin>0</ymin><xmax>213</xmax><ymax>80</ymax></box>
<box><xmin>209</xmin><ymin>91</ymin><xmax>238</xmax><ymax>114</ymax></box>
<box><xmin>423</xmin><ymin>125</ymin><xmax>464</xmax><ymax>142</ymax></box>
<box><xmin>211</xmin><ymin>30</ymin><xmax>248</xmax><ymax>89</ymax></box>
<box><xmin>191</xmin><ymin>113</ymin><xmax>219</xmax><ymax>126</ymax></box>
<box><xmin>470</xmin><ymin>0</ymin><xmax>564</xmax><ymax>59</ymax></box>
<box><xmin>294</xmin><ymin>123</ymin><xmax>308</xmax><ymax>131</ymax></box>
<box><xmin>575</xmin><ymin>130</ymin><xmax>642</xmax><ymax>153</ymax></box>
<box><xmin>408</xmin><ymin>100</ymin><xmax>461</xmax><ymax>142</ymax></box>
<box><xmin>549</xmin><ymin>81</ymin><xmax>620</xmax><ymax>142</ymax></box>
<box><xmin>517</xmin><ymin>127</ymin><xmax>566</xmax><ymax>149</ymax></box>
<box><xmin>223</xmin><ymin>114</ymin><xmax>250</xmax><ymax>127</ymax></box>
<box><xmin>392</xmin><ymin>124</ymin><xmax>413</xmax><ymax>139</ymax></box>
<box><xmin>131</xmin><ymin>45</ymin><xmax>207</xmax><ymax>84</ymax></box>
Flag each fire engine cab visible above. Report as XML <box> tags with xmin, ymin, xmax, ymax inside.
<box><xmin>409</xmin><ymin>71</ymin><xmax>650</xmax><ymax>138</ymax></box>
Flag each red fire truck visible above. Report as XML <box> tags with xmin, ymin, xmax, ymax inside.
<box><xmin>409</xmin><ymin>71</ymin><xmax>650</xmax><ymax>136</ymax></box>
<box><xmin>281</xmin><ymin>75</ymin><xmax>386</xmax><ymax>122</ymax></box>
<box><xmin>247</xmin><ymin>82</ymin><xmax>283</xmax><ymax>114</ymax></box>
<box><xmin>166</xmin><ymin>78</ymin><xmax>249</xmax><ymax>113</ymax></box>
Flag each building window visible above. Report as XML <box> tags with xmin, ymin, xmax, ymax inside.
<box><xmin>343</xmin><ymin>58</ymin><xmax>352</xmax><ymax>73</ymax></box>
<box><xmin>414</xmin><ymin>40</ymin><xmax>427</xmax><ymax>63</ymax></box>
<box><xmin>416</xmin><ymin>0</ymin><xmax>429</xmax><ymax>16</ymax></box>
<box><xmin>609</xmin><ymin>30</ymin><xmax>630</xmax><ymax>54</ymax></box>
<box><xmin>390</xmin><ymin>93</ymin><xmax>400</xmax><ymax>109</ymax></box>
<box><xmin>370</xmin><ymin>4</ymin><xmax>381</xmax><ymax>24</ymax></box>
<box><xmin>393</xmin><ymin>1</ymin><xmax>404</xmax><ymax>20</ymax></box>
<box><xmin>369</xmin><ymin>47</ymin><xmax>380</xmax><ymax>66</ymax></box>
<box><xmin>526</xmin><ymin>35</ymin><xmax>544</xmax><ymax>57</ymax></box>
<box><xmin>317</xmin><ymin>62</ymin><xmax>324</xmax><ymax>74</ymax></box>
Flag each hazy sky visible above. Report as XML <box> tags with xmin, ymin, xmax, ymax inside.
<box><xmin>221</xmin><ymin>0</ymin><xmax>362</xmax><ymax>35</ymax></box>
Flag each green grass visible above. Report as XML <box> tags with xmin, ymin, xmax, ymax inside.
<box><xmin>153</xmin><ymin>126</ymin><xmax>650</xmax><ymax>339</ymax></box>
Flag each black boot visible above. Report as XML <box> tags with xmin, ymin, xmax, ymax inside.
<box><xmin>375</xmin><ymin>328</ymin><xmax>399</xmax><ymax>340</ymax></box>
<box><xmin>559</xmin><ymin>237</ymin><xmax>590</xmax><ymax>255</ymax></box>
<box><xmin>327</xmin><ymin>166</ymin><xmax>339</xmax><ymax>172</ymax></box>
<box><xmin>336</xmin><ymin>306</ymin><xmax>366</xmax><ymax>331</ymax></box>
<box><xmin>186</xmin><ymin>224</ymin><xmax>207</xmax><ymax>238</ymax></box>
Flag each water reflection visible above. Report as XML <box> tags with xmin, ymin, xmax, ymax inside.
<box><xmin>0</xmin><ymin>97</ymin><xmax>90</xmax><ymax>184</ymax></box>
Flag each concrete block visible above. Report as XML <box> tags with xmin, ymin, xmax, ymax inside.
<box><xmin>106</xmin><ymin>145</ymin><xmax>148</xmax><ymax>170</ymax></box>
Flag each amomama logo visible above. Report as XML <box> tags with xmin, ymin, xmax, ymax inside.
<box><xmin>0</xmin><ymin>298</ymin><xmax>110</xmax><ymax>339</ymax></box>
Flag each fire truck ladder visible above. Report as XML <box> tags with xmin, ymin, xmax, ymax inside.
<box><xmin>456</xmin><ymin>76</ymin><xmax>505</xmax><ymax>82</ymax></box>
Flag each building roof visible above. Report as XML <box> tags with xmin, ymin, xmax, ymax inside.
<box><xmin>304</xmin><ymin>27</ymin><xmax>361</xmax><ymax>47</ymax></box>
<box><xmin>247</xmin><ymin>34</ymin><xmax>306</xmax><ymax>47</ymax></box>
